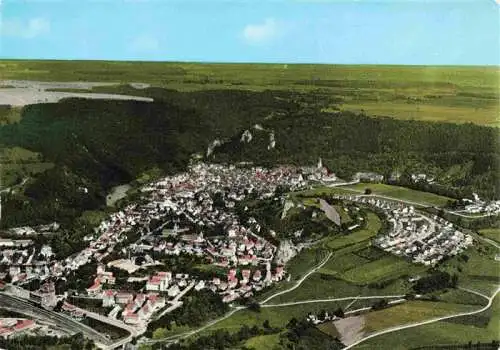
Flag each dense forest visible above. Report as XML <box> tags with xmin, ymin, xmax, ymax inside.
<box><xmin>0</xmin><ymin>87</ymin><xmax>498</xmax><ymax>231</ymax></box>
<box><xmin>0</xmin><ymin>333</ymin><xmax>94</xmax><ymax>350</ymax></box>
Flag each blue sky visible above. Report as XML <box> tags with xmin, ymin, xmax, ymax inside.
<box><xmin>0</xmin><ymin>0</ymin><xmax>498</xmax><ymax>65</ymax></box>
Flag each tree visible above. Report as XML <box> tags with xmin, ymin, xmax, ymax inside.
<box><xmin>364</xmin><ymin>188</ymin><xmax>372</xmax><ymax>195</ymax></box>
<box><xmin>263</xmin><ymin>319</ymin><xmax>271</xmax><ymax>329</ymax></box>
<box><xmin>318</xmin><ymin>309</ymin><xmax>326</xmax><ymax>320</ymax></box>
<box><xmin>371</xmin><ymin>299</ymin><xmax>388</xmax><ymax>310</ymax></box>
<box><xmin>286</xmin><ymin>317</ymin><xmax>298</xmax><ymax>329</ymax></box>
<box><xmin>333</xmin><ymin>307</ymin><xmax>344</xmax><ymax>318</ymax></box>
<box><xmin>212</xmin><ymin>192</ymin><xmax>225</xmax><ymax>208</ymax></box>
<box><xmin>247</xmin><ymin>300</ymin><xmax>261</xmax><ymax>313</ymax></box>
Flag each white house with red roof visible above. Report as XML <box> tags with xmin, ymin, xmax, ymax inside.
<box><xmin>86</xmin><ymin>279</ymin><xmax>101</xmax><ymax>295</ymax></box>
<box><xmin>146</xmin><ymin>272</ymin><xmax>171</xmax><ymax>292</ymax></box>
<box><xmin>115</xmin><ymin>292</ymin><xmax>134</xmax><ymax>305</ymax></box>
<box><xmin>102</xmin><ymin>290</ymin><xmax>116</xmax><ymax>307</ymax></box>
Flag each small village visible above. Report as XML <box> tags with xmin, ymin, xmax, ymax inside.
<box><xmin>331</xmin><ymin>194</ymin><xmax>474</xmax><ymax>266</ymax></box>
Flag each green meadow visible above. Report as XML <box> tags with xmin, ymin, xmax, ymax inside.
<box><xmin>353</xmin><ymin>294</ymin><xmax>500</xmax><ymax>350</ymax></box>
<box><xmin>341</xmin><ymin>183</ymin><xmax>453</xmax><ymax>207</ymax></box>
<box><xmin>1</xmin><ymin>60</ymin><xmax>498</xmax><ymax>126</ymax></box>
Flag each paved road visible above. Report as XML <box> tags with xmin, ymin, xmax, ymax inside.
<box><xmin>154</xmin><ymin>282</ymin><xmax>195</xmax><ymax>320</ymax></box>
<box><xmin>262</xmin><ymin>295</ymin><xmax>406</xmax><ymax>308</ymax></box>
<box><xmin>343</xmin><ymin>286</ymin><xmax>500</xmax><ymax>350</ymax></box>
<box><xmin>68</xmin><ymin>303</ymin><xmax>142</xmax><ymax>336</ymax></box>
<box><xmin>259</xmin><ymin>251</ymin><xmax>333</xmax><ymax>305</ymax></box>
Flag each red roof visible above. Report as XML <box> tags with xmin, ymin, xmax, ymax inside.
<box><xmin>87</xmin><ymin>280</ymin><xmax>101</xmax><ymax>290</ymax></box>
<box><xmin>14</xmin><ymin>320</ymin><xmax>34</xmax><ymax>330</ymax></box>
<box><xmin>0</xmin><ymin>328</ymin><xmax>13</xmax><ymax>335</ymax></box>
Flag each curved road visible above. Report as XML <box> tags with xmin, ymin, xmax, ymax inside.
<box><xmin>343</xmin><ymin>286</ymin><xmax>500</xmax><ymax>350</ymax></box>
<box><xmin>262</xmin><ymin>295</ymin><xmax>406</xmax><ymax>308</ymax></box>
<box><xmin>145</xmin><ymin>251</ymin><xmax>334</xmax><ymax>344</ymax></box>
<box><xmin>260</xmin><ymin>251</ymin><xmax>333</xmax><ymax>304</ymax></box>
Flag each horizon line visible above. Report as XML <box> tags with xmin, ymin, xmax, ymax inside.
<box><xmin>0</xmin><ymin>57</ymin><xmax>498</xmax><ymax>68</ymax></box>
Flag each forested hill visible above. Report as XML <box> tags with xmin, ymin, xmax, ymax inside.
<box><xmin>0</xmin><ymin>87</ymin><xmax>498</xmax><ymax>229</ymax></box>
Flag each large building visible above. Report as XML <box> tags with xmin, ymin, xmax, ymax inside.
<box><xmin>30</xmin><ymin>282</ymin><xmax>57</xmax><ymax>309</ymax></box>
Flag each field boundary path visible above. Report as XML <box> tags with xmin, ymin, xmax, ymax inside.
<box><xmin>342</xmin><ymin>286</ymin><xmax>500</xmax><ymax>350</ymax></box>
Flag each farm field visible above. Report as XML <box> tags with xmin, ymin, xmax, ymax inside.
<box><xmin>285</xmin><ymin>246</ymin><xmax>330</xmax><ymax>281</ymax></box>
<box><xmin>478</xmin><ymin>228</ymin><xmax>500</xmax><ymax>244</ymax></box>
<box><xmin>340</xmin><ymin>183</ymin><xmax>453</xmax><ymax>207</ymax></box>
<box><xmin>269</xmin><ymin>272</ymin><xmax>409</xmax><ymax>304</ymax></box>
<box><xmin>244</xmin><ymin>333</ymin><xmax>281</xmax><ymax>350</ymax></box>
<box><xmin>362</xmin><ymin>300</ymin><xmax>478</xmax><ymax>333</ymax></box>
<box><xmin>341</xmin><ymin>101</ymin><xmax>498</xmax><ymax>127</ymax></box>
<box><xmin>437</xmin><ymin>289</ymin><xmax>488</xmax><ymax>306</ymax></box>
<box><xmin>353</xmin><ymin>294</ymin><xmax>500</xmax><ymax>350</ymax></box>
<box><xmin>324</xmin><ymin>212</ymin><xmax>381</xmax><ymax>250</ymax></box>
<box><xmin>340</xmin><ymin>255</ymin><xmax>426</xmax><ymax>284</ymax></box>
<box><xmin>1</xmin><ymin>60</ymin><xmax>498</xmax><ymax>126</ymax></box>
<box><xmin>460</xmin><ymin>248</ymin><xmax>499</xmax><ymax>281</ymax></box>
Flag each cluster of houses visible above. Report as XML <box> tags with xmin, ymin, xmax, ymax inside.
<box><xmin>379</xmin><ymin>206</ymin><xmax>473</xmax><ymax>266</ymax></box>
<box><xmin>461</xmin><ymin>193</ymin><xmax>500</xmax><ymax>215</ymax></box>
<box><xmin>102</xmin><ymin>291</ymin><xmax>166</xmax><ymax>325</ymax></box>
<box><xmin>306</xmin><ymin>311</ymin><xmax>340</xmax><ymax>325</ymax></box>
<box><xmin>0</xmin><ymin>243</ymin><xmax>55</xmax><ymax>284</ymax></box>
<box><xmin>332</xmin><ymin>195</ymin><xmax>473</xmax><ymax>266</ymax></box>
<box><xmin>205</xmin><ymin>263</ymin><xmax>286</xmax><ymax>303</ymax></box>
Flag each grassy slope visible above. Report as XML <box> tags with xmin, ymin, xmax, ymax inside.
<box><xmin>291</xmin><ymin>183</ymin><xmax>452</xmax><ymax>208</ymax></box>
<box><xmin>199</xmin><ymin>302</ymin><xmax>345</xmax><ymax>335</ymax></box>
<box><xmin>340</xmin><ymin>255</ymin><xmax>425</xmax><ymax>284</ymax></box>
<box><xmin>0</xmin><ymin>146</ymin><xmax>54</xmax><ymax>188</ymax></box>
<box><xmin>362</xmin><ymin>301</ymin><xmax>478</xmax><ymax>333</ymax></box>
<box><xmin>479</xmin><ymin>228</ymin><xmax>500</xmax><ymax>244</ymax></box>
<box><xmin>342</xmin><ymin>183</ymin><xmax>453</xmax><ymax>207</ymax></box>
<box><xmin>1</xmin><ymin>60</ymin><xmax>498</xmax><ymax>126</ymax></box>
<box><xmin>353</xmin><ymin>294</ymin><xmax>499</xmax><ymax>349</ymax></box>
<box><xmin>0</xmin><ymin>106</ymin><xmax>22</xmax><ymax>124</ymax></box>
<box><xmin>325</xmin><ymin>212</ymin><xmax>381</xmax><ymax>250</ymax></box>
<box><xmin>244</xmin><ymin>333</ymin><xmax>281</xmax><ymax>349</ymax></box>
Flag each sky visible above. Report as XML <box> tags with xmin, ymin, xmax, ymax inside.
<box><xmin>0</xmin><ymin>0</ymin><xmax>498</xmax><ymax>65</ymax></box>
